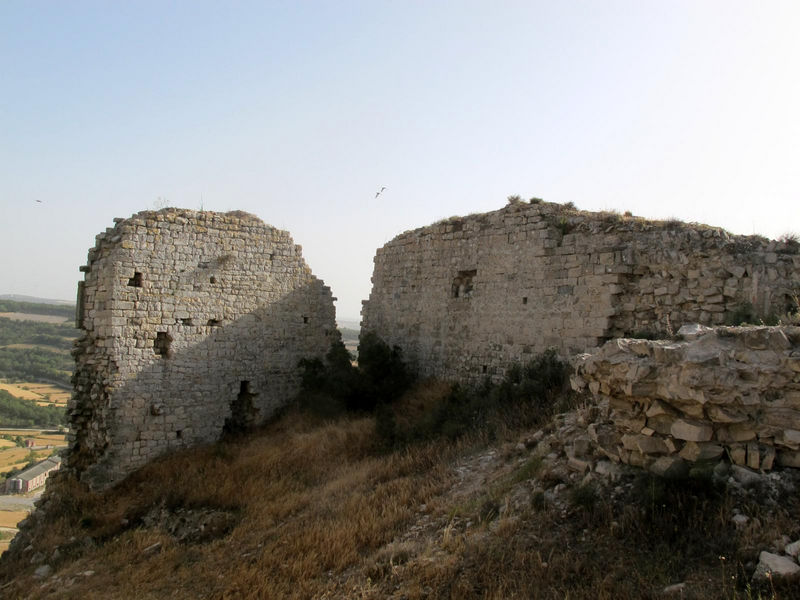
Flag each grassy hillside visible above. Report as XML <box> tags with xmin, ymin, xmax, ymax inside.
<box><xmin>0</xmin><ymin>372</ymin><xmax>796</xmax><ymax>598</ymax></box>
<box><xmin>0</xmin><ymin>390</ymin><xmax>67</xmax><ymax>428</ymax></box>
<box><xmin>0</xmin><ymin>309</ymin><xmax>76</xmax><ymax>390</ymax></box>
<box><xmin>0</xmin><ymin>300</ymin><xmax>74</xmax><ymax>319</ymax></box>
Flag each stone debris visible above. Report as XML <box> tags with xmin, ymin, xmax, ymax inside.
<box><xmin>574</xmin><ymin>326</ymin><xmax>800</xmax><ymax>474</ymax></box>
<box><xmin>752</xmin><ymin>551</ymin><xmax>800</xmax><ymax>581</ymax></box>
<box><xmin>660</xmin><ymin>582</ymin><xmax>687</xmax><ymax>596</ymax></box>
<box><xmin>142</xmin><ymin>542</ymin><xmax>162</xmax><ymax>556</ymax></box>
<box><xmin>785</xmin><ymin>540</ymin><xmax>800</xmax><ymax>559</ymax></box>
<box><xmin>33</xmin><ymin>565</ymin><xmax>51</xmax><ymax>579</ymax></box>
<box><xmin>140</xmin><ymin>504</ymin><xmax>238</xmax><ymax>544</ymax></box>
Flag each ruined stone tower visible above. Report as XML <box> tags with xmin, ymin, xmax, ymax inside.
<box><xmin>362</xmin><ymin>201</ymin><xmax>799</xmax><ymax>382</ymax></box>
<box><xmin>67</xmin><ymin>209</ymin><xmax>337</xmax><ymax>488</ymax></box>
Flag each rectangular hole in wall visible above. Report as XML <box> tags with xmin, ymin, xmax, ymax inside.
<box><xmin>452</xmin><ymin>269</ymin><xmax>477</xmax><ymax>298</ymax></box>
<box><xmin>522</xmin><ymin>297</ymin><xmax>528</xmax><ymax>305</ymax></box>
<box><xmin>180</xmin><ymin>318</ymin><xmax>194</xmax><ymax>326</ymax></box>
<box><xmin>210</xmin><ymin>276</ymin><xmax>217</xmax><ymax>284</ymax></box>
<box><xmin>207</xmin><ymin>319</ymin><xmax>220</xmax><ymax>327</ymax></box>
<box><xmin>482</xmin><ymin>365</ymin><xmax>488</xmax><ymax>374</ymax></box>
<box><xmin>176</xmin><ymin>430</ymin><xmax>182</xmax><ymax>439</ymax></box>
<box><xmin>128</xmin><ymin>272</ymin><xmax>143</xmax><ymax>287</ymax></box>
<box><xmin>303</xmin><ymin>316</ymin><xmax>309</xmax><ymax>324</ymax></box>
<box><xmin>154</xmin><ymin>332</ymin><xmax>172</xmax><ymax>357</ymax></box>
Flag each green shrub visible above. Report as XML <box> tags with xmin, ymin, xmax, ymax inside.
<box><xmin>297</xmin><ymin>333</ymin><xmax>414</xmax><ymax>416</ymax></box>
<box><xmin>395</xmin><ymin>349</ymin><xmax>569</xmax><ymax>445</ymax></box>
<box><xmin>569</xmin><ymin>482</ymin><xmax>598</xmax><ymax>512</ymax></box>
<box><xmin>357</xmin><ymin>331</ymin><xmax>413</xmax><ymax>406</ymax></box>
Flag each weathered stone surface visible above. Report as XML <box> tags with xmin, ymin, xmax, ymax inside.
<box><xmin>575</xmin><ymin>325</ymin><xmax>800</xmax><ymax>471</ymax></box>
<box><xmin>649</xmin><ymin>456</ymin><xmax>689</xmax><ymax>479</ymax></box>
<box><xmin>670</xmin><ymin>419</ymin><xmax>713</xmax><ymax>442</ymax></box>
<box><xmin>678</xmin><ymin>442</ymin><xmax>723</xmax><ymax>462</ymax></box>
<box><xmin>362</xmin><ymin>201</ymin><xmax>798</xmax><ymax>382</ymax></box>
<box><xmin>33</xmin><ymin>565</ymin><xmax>52</xmax><ymax>579</ymax></box>
<box><xmin>67</xmin><ymin>209</ymin><xmax>337</xmax><ymax>488</ymax></box>
<box><xmin>753</xmin><ymin>551</ymin><xmax>800</xmax><ymax>581</ymax></box>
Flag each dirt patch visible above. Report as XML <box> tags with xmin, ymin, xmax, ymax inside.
<box><xmin>138</xmin><ymin>504</ymin><xmax>239</xmax><ymax>544</ymax></box>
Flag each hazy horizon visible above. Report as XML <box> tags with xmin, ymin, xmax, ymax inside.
<box><xmin>3</xmin><ymin>2</ymin><xmax>798</xmax><ymax>321</ymax></box>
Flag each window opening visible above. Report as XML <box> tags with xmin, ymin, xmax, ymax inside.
<box><xmin>207</xmin><ymin>319</ymin><xmax>220</xmax><ymax>327</ymax></box>
<box><xmin>451</xmin><ymin>269</ymin><xmax>477</xmax><ymax>298</ymax></box>
<box><xmin>522</xmin><ymin>297</ymin><xmax>528</xmax><ymax>305</ymax></box>
<box><xmin>224</xmin><ymin>381</ymin><xmax>260</xmax><ymax>435</ymax></box>
<box><xmin>154</xmin><ymin>332</ymin><xmax>172</xmax><ymax>357</ymax></box>
<box><xmin>128</xmin><ymin>272</ymin><xmax>143</xmax><ymax>287</ymax></box>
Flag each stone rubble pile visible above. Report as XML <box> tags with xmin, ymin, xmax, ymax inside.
<box><xmin>572</xmin><ymin>324</ymin><xmax>800</xmax><ymax>475</ymax></box>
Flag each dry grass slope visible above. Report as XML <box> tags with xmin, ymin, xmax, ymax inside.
<box><xmin>0</xmin><ymin>383</ymin><xmax>797</xmax><ymax>599</ymax></box>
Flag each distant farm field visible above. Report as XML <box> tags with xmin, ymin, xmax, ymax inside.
<box><xmin>0</xmin><ymin>383</ymin><xmax>39</xmax><ymax>400</ymax></box>
<box><xmin>0</xmin><ymin>430</ymin><xmax>66</xmax><ymax>473</ymax></box>
<box><xmin>0</xmin><ymin>448</ymin><xmax>31</xmax><ymax>472</ymax></box>
<box><xmin>0</xmin><ymin>313</ymin><xmax>69</xmax><ymax>324</ymax></box>
<box><xmin>0</xmin><ymin>511</ymin><xmax>28</xmax><ymax>529</ymax></box>
<box><xmin>0</xmin><ymin>381</ymin><xmax>70</xmax><ymax>407</ymax></box>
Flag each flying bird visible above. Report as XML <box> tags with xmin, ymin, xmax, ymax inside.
<box><xmin>375</xmin><ymin>186</ymin><xmax>387</xmax><ymax>198</ymax></box>
<box><xmin>35</xmin><ymin>199</ymin><xmax>42</xmax><ymax>203</ymax></box>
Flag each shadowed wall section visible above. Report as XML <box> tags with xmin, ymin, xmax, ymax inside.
<box><xmin>67</xmin><ymin>209</ymin><xmax>336</xmax><ymax>488</ymax></box>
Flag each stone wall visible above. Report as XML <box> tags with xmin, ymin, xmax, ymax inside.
<box><xmin>572</xmin><ymin>325</ymin><xmax>800</xmax><ymax>474</ymax></box>
<box><xmin>67</xmin><ymin>209</ymin><xmax>336</xmax><ymax>488</ymax></box>
<box><xmin>361</xmin><ymin>201</ymin><xmax>799</xmax><ymax>382</ymax></box>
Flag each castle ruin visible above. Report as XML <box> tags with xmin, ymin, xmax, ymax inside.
<box><xmin>361</xmin><ymin>201</ymin><xmax>799</xmax><ymax>382</ymax></box>
<box><xmin>67</xmin><ymin>209</ymin><xmax>336</xmax><ymax>488</ymax></box>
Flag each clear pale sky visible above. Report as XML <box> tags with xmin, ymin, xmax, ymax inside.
<box><xmin>2</xmin><ymin>1</ymin><xmax>798</xmax><ymax>321</ymax></box>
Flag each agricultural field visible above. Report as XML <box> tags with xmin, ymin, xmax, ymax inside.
<box><xmin>0</xmin><ymin>382</ymin><xmax>70</xmax><ymax>407</ymax></box>
<box><xmin>0</xmin><ymin>511</ymin><xmax>28</xmax><ymax>529</ymax></box>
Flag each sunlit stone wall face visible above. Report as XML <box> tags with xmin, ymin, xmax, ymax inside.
<box><xmin>362</xmin><ymin>201</ymin><xmax>799</xmax><ymax>383</ymax></box>
<box><xmin>68</xmin><ymin>209</ymin><xmax>337</xmax><ymax>488</ymax></box>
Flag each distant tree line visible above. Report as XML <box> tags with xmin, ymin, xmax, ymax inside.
<box><xmin>0</xmin><ymin>389</ymin><xmax>66</xmax><ymax>428</ymax></box>
<box><xmin>338</xmin><ymin>327</ymin><xmax>360</xmax><ymax>342</ymax></box>
<box><xmin>0</xmin><ymin>317</ymin><xmax>77</xmax><ymax>350</ymax></box>
<box><xmin>0</xmin><ymin>347</ymin><xmax>72</xmax><ymax>387</ymax></box>
<box><xmin>0</xmin><ymin>300</ymin><xmax>74</xmax><ymax>319</ymax></box>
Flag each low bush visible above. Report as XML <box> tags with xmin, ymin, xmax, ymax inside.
<box><xmin>382</xmin><ymin>349</ymin><xmax>571</xmax><ymax>448</ymax></box>
<box><xmin>297</xmin><ymin>332</ymin><xmax>414</xmax><ymax>417</ymax></box>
